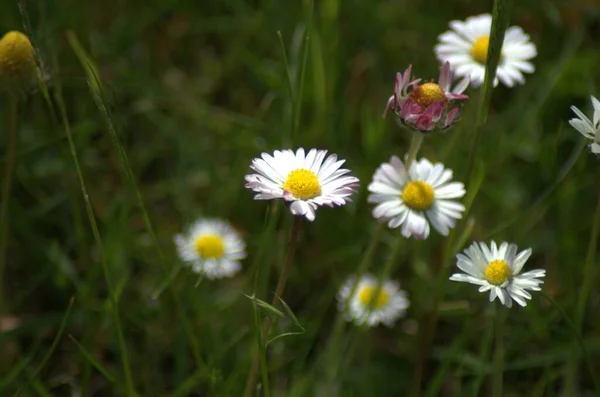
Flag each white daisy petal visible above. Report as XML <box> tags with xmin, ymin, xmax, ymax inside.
<box><xmin>174</xmin><ymin>218</ymin><xmax>246</xmax><ymax>279</ymax></box>
<box><xmin>450</xmin><ymin>241</ymin><xmax>545</xmax><ymax>309</ymax></box>
<box><xmin>569</xmin><ymin>97</ymin><xmax>600</xmax><ymax>154</ymax></box>
<box><xmin>245</xmin><ymin>148</ymin><xmax>359</xmax><ymax>221</ymax></box>
<box><xmin>337</xmin><ymin>274</ymin><xmax>410</xmax><ymax>327</ymax></box>
<box><xmin>368</xmin><ymin>156</ymin><xmax>465</xmax><ymax>239</ymax></box>
<box><xmin>435</xmin><ymin>13</ymin><xmax>537</xmax><ymax>88</ymax></box>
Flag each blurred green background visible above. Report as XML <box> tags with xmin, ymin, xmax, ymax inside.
<box><xmin>1</xmin><ymin>0</ymin><xmax>600</xmax><ymax>395</ymax></box>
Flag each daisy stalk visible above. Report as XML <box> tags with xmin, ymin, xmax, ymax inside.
<box><xmin>567</xmin><ymin>190</ymin><xmax>600</xmax><ymax>395</ymax></box>
<box><xmin>465</xmin><ymin>0</ymin><xmax>513</xmax><ymax>184</ymax></box>
<box><xmin>0</xmin><ymin>95</ymin><xmax>17</xmax><ymax>316</ymax></box>
<box><xmin>244</xmin><ymin>216</ymin><xmax>302</xmax><ymax>397</ymax></box>
<box><xmin>337</xmin><ymin>235</ymin><xmax>405</xmax><ymax>381</ymax></box>
<box><xmin>324</xmin><ymin>224</ymin><xmax>385</xmax><ymax>389</ymax></box>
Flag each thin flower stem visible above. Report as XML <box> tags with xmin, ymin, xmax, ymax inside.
<box><xmin>405</xmin><ymin>132</ymin><xmax>424</xmax><ymax>170</ymax></box>
<box><xmin>325</xmin><ymin>223</ymin><xmax>385</xmax><ymax>386</ymax></box>
<box><xmin>251</xmin><ymin>298</ymin><xmax>271</xmax><ymax>397</ymax></box>
<box><xmin>244</xmin><ymin>216</ymin><xmax>302</xmax><ymax>397</ymax></box>
<box><xmin>339</xmin><ymin>234</ymin><xmax>403</xmax><ymax>380</ymax></box>
<box><xmin>492</xmin><ymin>304</ymin><xmax>505</xmax><ymax>397</ymax></box>
<box><xmin>0</xmin><ymin>95</ymin><xmax>17</xmax><ymax>317</ymax></box>
<box><xmin>464</xmin><ymin>0</ymin><xmax>513</xmax><ymax>185</ymax></box>
<box><xmin>541</xmin><ymin>291</ymin><xmax>600</xmax><ymax>395</ymax></box>
<box><xmin>53</xmin><ymin>84</ymin><xmax>137</xmax><ymax>397</ymax></box>
<box><xmin>566</xmin><ymin>189</ymin><xmax>600</xmax><ymax>394</ymax></box>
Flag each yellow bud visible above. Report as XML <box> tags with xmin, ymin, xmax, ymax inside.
<box><xmin>0</xmin><ymin>31</ymin><xmax>37</xmax><ymax>93</ymax></box>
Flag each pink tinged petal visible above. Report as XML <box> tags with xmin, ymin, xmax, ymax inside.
<box><xmin>438</xmin><ymin>61</ymin><xmax>452</xmax><ymax>92</ymax></box>
<box><xmin>383</xmin><ymin>95</ymin><xmax>395</xmax><ymax>118</ymax></box>
<box><xmin>444</xmin><ymin>107</ymin><xmax>460</xmax><ymax>127</ymax></box>
<box><xmin>452</xmin><ymin>77</ymin><xmax>471</xmax><ymax>94</ymax></box>
<box><xmin>449</xmin><ymin>273</ymin><xmax>487</xmax><ymax>285</ymax></box>
<box><xmin>415</xmin><ymin>113</ymin><xmax>434</xmax><ymax>131</ymax></box>
<box><xmin>402</xmin><ymin>65</ymin><xmax>413</xmax><ymax>90</ymax></box>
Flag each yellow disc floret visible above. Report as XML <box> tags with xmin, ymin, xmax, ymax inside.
<box><xmin>484</xmin><ymin>259</ymin><xmax>512</xmax><ymax>285</ymax></box>
<box><xmin>283</xmin><ymin>169</ymin><xmax>321</xmax><ymax>200</ymax></box>
<box><xmin>402</xmin><ymin>181</ymin><xmax>435</xmax><ymax>211</ymax></box>
<box><xmin>195</xmin><ymin>235</ymin><xmax>225</xmax><ymax>259</ymax></box>
<box><xmin>470</xmin><ymin>35</ymin><xmax>490</xmax><ymax>64</ymax></box>
<box><xmin>358</xmin><ymin>286</ymin><xmax>390</xmax><ymax>309</ymax></box>
<box><xmin>0</xmin><ymin>31</ymin><xmax>36</xmax><ymax>93</ymax></box>
<box><xmin>408</xmin><ymin>82</ymin><xmax>447</xmax><ymax>109</ymax></box>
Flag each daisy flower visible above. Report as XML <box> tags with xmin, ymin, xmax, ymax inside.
<box><xmin>450</xmin><ymin>241</ymin><xmax>546</xmax><ymax>308</ymax></box>
<box><xmin>337</xmin><ymin>273</ymin><xmax>409</xmax><ymax>327</ymax></box>
<box><xmin>245</xmin><ymin>148</ymin><xmax>359</xmax><ymax>221</ymax></box>
<box><xmin>569</xmin><ymin>95</ymin><xmax>600</xmax><ymax>154</ymax></box>
<box><xmin>174</xmin><ymin>218</ymin><xmax>246</xmax><ymax>279</ymax></box>
<box><xmin>367</xmin><ymin>156</ymin><xmax>465</xmax><ymax>239</ymax></box>
<box><xmin>434</xmin><ymin>13</ymin><xmax>537</xmax><ymax>87</ymax></box>
<box><xmin>384</xmin><ymin>62</ymin><xmax>469</xmax><ymax>133</ymax></box>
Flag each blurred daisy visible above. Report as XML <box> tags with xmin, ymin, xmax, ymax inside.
<box><xmin>450</xmin><ymin>241</ymin><xmax>545</xmax><ymax>308</ymax></box>
<box><xmin>245</xmin><ymin>148</ymin><xmax>359</xmax><ymax>221</ymax></box>
<box><xmin>569</xmin><ymin>95</ymin><xmax>600</xmax><ymax>154</ymax></box>
<box><xmin>383</xmin><ymin>62</ymin><xmax>469</xmax><ymax>133</ymax></box>
<box><xmin>174</xmin><ymin>218</ymin><xmax>246</xmax><ymax>279</ymax></box>
<box><xmin>434</xmin><ymin>13</ymin><xmax>537</xmax><ymax>87</ymax></box>
<box><xmin>368</xmin><ymin>156</ymin><xmax>465</xmax><ymax>239</ymax></box>
<box><xmin>337</xmin><ymin>273</ymin><xmax>409</xmax><ymax>327</ymax></box>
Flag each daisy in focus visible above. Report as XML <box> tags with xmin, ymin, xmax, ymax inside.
<box><xmin>368</xmin><ymin>156</ymin><xmax>465</xmax><ymax>239</ymax></box>
<box><xmin>383</xmin><ymin>61</ymin><xmax>469</xmax><ymax>133</ymax></box>
<box><xmin>337</xmin><ymin>274</ymin><xmax>409</xmax><ymax>327</ymax></box>
<box><xmin>450</xmin><ymin>241</ymin><xmax>545</xmax><ymax>308</ymax></box>
<box><xmin>434</xmin><ymin>14</ymin><xmax>537</xmax><ymax>87</ymax></box>
<box><xmin>174</xmin><ymin>218</ymin><xmax>246</xmax><ymax>279</ymax></box>
<box><xmin>245</xmin><ymin>148</ymin><xmax>359</xmax><ymax>221</ymax></box>
<box><xmin>569</xmin><ymin>95</ymin><xmax>600</xmax><ymax>154</ymax></box>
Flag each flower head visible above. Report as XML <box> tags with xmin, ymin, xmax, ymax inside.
<box><xmin>0</xmin><ymin>31</ymin><xmax>37</xmax><ymax>93</ymax></box>
<box><xmin>434</xmin><ymin>14</ymin><xmax>537</xmax><ymax>87</ymax></box>
<box><xmin>245</xmin><ymin>148</ymin><xmax>359</xmax><ymax>221</ymax></box>
<box><xmin>337</xmin><ymin>274</ymin><xmax>409</xmax><ymax>327</ymax></box>
<box><xmin>174</xmin><ymin>218</ymin><xmax>246</xmax><ymax>279</ymax></box>
<box><xmin>368</xmin><ymin>156</ymin><xmax>465</xmax><ymax>239</ymax></box>
<box><xmin>450</xmin><ymin>241</ymin><xmax>545</xmax><ymax>308</ymax></box>
<box><xmin>569</xmin><ymin>96</ymin><xmax>600</xmax><ymax>154</ymax></box>
<box><xmin>384</xmin><ymin>62</ymin><xmax>469</xmax><ymax>133</ymax></box>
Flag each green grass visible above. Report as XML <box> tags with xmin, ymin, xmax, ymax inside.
<box><xmin>1</xmin><ymin>0</ymin><xmax>600</xmax><ymax>395</ymax></box>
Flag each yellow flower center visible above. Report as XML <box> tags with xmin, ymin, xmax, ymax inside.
<box><xmin>484</xmin><ymin>259</ymin><xmax>512</xmax><ymax>285</ymax></box>
<box><xmin>402</xmin><ymin>181</ymin><xmax>434</xmax><ymax>211</ymax></box>
<box><xmin>408</xmin><ymin>82</ymin><xmax>447</xmax><ymax>109</ymax></box>
<box><xmin>470</xmin><ymin>35</ymin><xmax>490</xmax><ymax>64</ymax></box>
<box><xmin>194</xmin><ymin>235</ymin><xmax>225</xmax><ymax>259</ymax></box>
<box><xmin>0</xmin><ymin>31</ymin><xmax>36</xmax><ymax>92</ymax></box>
<box><xmin>283</xmin><ymin>169</ymin><xmax>321</xmax><ymax>200</ymax></box>
<box><xmin>358</xmin><ymin>286</ymin><xmax>390</xmax><ymax>309</ymax></box>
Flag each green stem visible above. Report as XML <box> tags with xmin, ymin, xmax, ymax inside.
<box><xmin>244</xmin><ymin>216</ymin><xmax>302</xmax><ymax>397</ymax></box>
<box><xmin>405</xmin><ymin>132</ymin><xmax>424</xmax><ymax>170</ymax></box>
<box><xmin>566</xmin><ymin>189</ymin><xmax>600</xmax><ymax>394</ymax></box>
<box><xmin>338</xmin><ymin>234</ymin><xmax>403</xmax><ymax>382</ymax></box>
<box><xmin>464</xmin><ymin>0</ymin><xmax>513</xmax><ymax>184</ymax></box>
<box><xmin>251</xmin><ymin>298</ymin><xmax>271</xmax><ymax>397</ymax></box>
<box><xmin>54</xmin><ymin>89</ymin><xmax>137</xmax><ymax>397</ymax></box>
<box><xmin>492</xmin><ymin>304</ymin><xmax>505</xmax><ymax>397</ymax></box>
<box><xmin>541</xmin><ymin>291</ymin><xmax>599</xmax><ymax>395</ymax></box>
<box><xmin>325</xmin><ymin>223</ymin><xmax>384</xmax><ymax>385</ymax></box>
<box><xmin>0</xmin><ymin>96</ymin><xmax>18</xmax><ymax>318</ymax></box>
